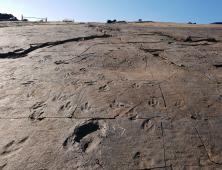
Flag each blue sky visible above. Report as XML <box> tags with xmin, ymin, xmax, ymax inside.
<box><xmin>0</xmin><ymin>0</ymin><xmax>222</xmax><ymax>24</ymax></box>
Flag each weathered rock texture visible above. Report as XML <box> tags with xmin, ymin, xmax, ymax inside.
<box><xmin>0</xmin><ymin>21</ymin><xmax>222</xmax><ymax>170</ymax></box>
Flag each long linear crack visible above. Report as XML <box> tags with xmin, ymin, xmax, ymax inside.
<box><xmin>159</xmin><ymin>84</ymin><xmax>169</xmax><ymax>118</ymax></box>
<box><xmin>194</xmin><ymin>126</ymin><xmax>222</xmax><ymax>166</ymax></box>
<box><xmin>70</xmin><ymin>89</ymin><xmax>87</xmax><ymax>118</ymax></box>
<box><xmin>0</xmin><ymin>34</ymin><xmax>111</xmax><ymax>59</ymax></box>
<box><xmin>193</xmin><ymin>126</ymin><xmax>214</xmax><ymax>164</ymax></box>
<box><xmin>143</xmin><ymin>165</ymin><xmax>172</xmax><ymax>170</ymax></box>
<box><xmin>161</xmin><ymin>122</ymin><xmax>167</xmax><ymax>168</ymax></box>
<box><xmin>0</xmin><ymin>163</ymin><xmax>7</xmax><ymax>170</ymax></box>
<box><xmin>151</xmin><ymin>31</ymin><xmax>220</xmax><ymax>42</ymax></box>
<box><xmin>0</xmin><ymin>116</ymin><xmax>163</xmax><ymax>121</ymax></box>
<box><xmin>79</xmin><ymin>44</ymin><xmax>97</xmax><ymax>56</ymax></box>
<box><xmin>158</xmin><ymin>84</ymin><xmax>167</xmax><ymax>108</ymax></box>
<box><xmin>123</xmin><ymin>101</ymin><xmax>142</xmax><ymax>115</ymax></box>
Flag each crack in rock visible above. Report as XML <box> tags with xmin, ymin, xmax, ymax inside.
<box><xmin>0</xmin><ymin>34</ymin><xmax>111</xmax><ymax>59</ymax></box>
<box><xmin>152</xmin><ymin>31</ymin><xmax>220</xmax><ymax>42</ymax></box>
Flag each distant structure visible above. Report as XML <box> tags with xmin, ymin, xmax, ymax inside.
<box><xmin>134</xmin><ymin>20</ymin><xmax>153</xmax><ymax>23</ymax></box>
<box><xmin>118</xmin><ymin>21</ymin><xmax>126</xmax><ymax>23</ymax></box>
<box><xmin>62</xmin><ymin>18</ymin><xmax>74</xmax><ymax>22</ymax></box>
<box><xmin>21</xmin><ymin>15</ymin><xmax>47</xmax><ymax>22</ymax></box>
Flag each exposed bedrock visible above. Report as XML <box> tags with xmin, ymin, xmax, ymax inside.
<box><xmin>0</xmin><ymin>22</ymin><xmax>222</xmax><ymax>170</ymax></box>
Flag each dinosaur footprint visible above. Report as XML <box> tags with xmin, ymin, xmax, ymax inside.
<box><xmin>1</xmin><ymin>137</ymin><xmax>29</xmax><ymax>157</ymax></box>
<box><xmin>148</xmin><ymin>98</ymin><xmax>159</xmax><ymax>107</ymax></box>
<box><xmin>29</xmin><ymin>101</ymin><xmax>46</xmax><ymax>120</ymax></box>
<box><xmin>108</xmin><ymin>100</ymin><xmax>138</xmax><ymax>119</ymax></box>
<box><xmin>59</xmin><ymin>101</ymin><xmax>72</xmax><ymax>111</ymax></box>
<box><xmin>81</xmin><ymin>102</ymin><xmax>91</xmax><ymax>112</ymax></box>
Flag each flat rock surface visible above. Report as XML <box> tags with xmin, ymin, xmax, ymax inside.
<box><xmin>0</xmin><ymin>21</ymin><xmax>222</xmax><ymax>170</ymax></box>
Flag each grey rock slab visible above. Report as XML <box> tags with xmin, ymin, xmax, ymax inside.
<box><xmin>100</xmin><ymin>118</ymin><xmax>165</xmax><ymax>170</ymax></box>
<box><xmin>0</xmin><ymin>25</ymin><xmax>103</xmax><ymax>53</ymax></box>
<box><xmin>75</xmin><ymin>81</ymin><xmax>166</xmax><ymax>119</ymax></box>
<box><xmin>193</xmin><ymin>117</ymin><xmax>222</xmax><ymax>164</ymax></box>
<box><xmin>0</xmin><ymin>118</ymin><xmax>87</xmax><ymax>170</ymax></box>
<box><xmin>162</xmin><ymin>118</ymin><xmax>212</xmax><ymax>167</ymax></box>
<box><xmin>159</xmin><ymin>68</ymin><xmax>222</xmax><ymax>118</ymax></box>
<box><xmin>0</xmin><ymin>22</ymin><xmax>222</xmax><ymax>169</ymax></box>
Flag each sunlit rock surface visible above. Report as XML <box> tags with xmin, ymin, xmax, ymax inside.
<box><xmin>0</xmin><ymin>21</ymin><xmax>222</xmax><ymax>170</ymax></box>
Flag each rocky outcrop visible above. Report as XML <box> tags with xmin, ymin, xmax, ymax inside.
<box><xmin>0</xmin><ymin>21</ymin><xmax>222</xmax><ymax>170</ymax></box>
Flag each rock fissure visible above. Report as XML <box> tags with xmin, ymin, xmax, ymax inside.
<box><xmin>0</xmin><ymin>163</ymin><xmax>7</xmax><ymax>170</ymax></box>
<box><xmin>214</xmin><ymin>64</ymin><xmax>222</xmax><ymax>68</ymax></box>
<box><xmin>0</xmin><ymin>34</ymin><xmax>111</xmax><ymax>59</ymax></box>
<box><xmin>158</xmin><ymin>84</ymin><xmax>166</xmax><ymax>108</ymax></box>
<box><xmin>194</xmin><ymin>126</ymin><xmax>222</xmax><ymax>166</ymax></box>
<box><xmin>161</xmin><ymin>122</ymin><xmax>167</xmax><ymax>168</ymax></box>
<box><xmin>193</xmin><ymin>126</ymin><xmax>214</xmax><ymax>165</ymax></box>
<box><xmin>126</xmin><ymin>41</ymin><xmax>162</xmax><ymax>44</ymax></box>
<box><xmin>184</xmin><ymin>36</ymin><xmax>218</xmax><ymax>42</ymax></box>
<box><xmin>142</xmin><ymin>166</ymin><xmax>172</xmax><ymax>170</ymax></box>
<box><xmin>151</xmin><ymin>31</ymin><xmax>220</xmax><ymax>43</ymax></box>
<box><xmin>70</xmin><ymin>89</ymin><xmax>87</xmax><ymax>118</ymax></box>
